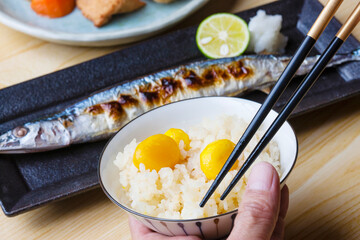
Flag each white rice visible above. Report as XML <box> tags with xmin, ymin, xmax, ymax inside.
<box><xmin>114</xmin><ymin>115</ymin><xmax>281</xmax><ymax>219</ymax></box>
<box><xmin>248</xmin><ymin>10</ymin><xmax>288</xmax><ymax>54</ymax></box>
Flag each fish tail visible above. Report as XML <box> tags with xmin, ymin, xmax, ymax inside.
<box><xmin>324</xmin><ymin>47</ymin><xmax>360</xmax><ymax>68</ymax></box>
<box><xmin>351</xmin><ymin>48</ymin><xmax>360</xmax><ymax>60</ymax></box>
<box><xmin>294</xmin><ymin>48</ymin><xmax>360</xmax><ymax>76</ymax></box>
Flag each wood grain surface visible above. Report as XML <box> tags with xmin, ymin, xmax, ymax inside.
<box><xmin>0</xmin><ymin>0</ymin><xmax>359</xmax><ymax>239</ymax></box>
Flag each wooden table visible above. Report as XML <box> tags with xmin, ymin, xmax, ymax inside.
<box><xmin>0</xmin><ymin>0</ymin><xmax>359</xmax><ymax>239</ymax></box>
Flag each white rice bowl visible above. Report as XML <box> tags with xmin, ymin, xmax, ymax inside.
<box><xmin>114</xmin><ymin>115</ymin><xmax>281</xmax><ymax>219</ymax></box>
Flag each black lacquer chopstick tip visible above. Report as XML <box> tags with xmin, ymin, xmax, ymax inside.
<box><xmin>199</xmin><ymin>36</ymin><xmax>316</xmax><ymax>208</ymax></box>
<box><xmin>222</xmin><ymin>36</ymin><xmax>345</xmax><ymax>200</ymax></box>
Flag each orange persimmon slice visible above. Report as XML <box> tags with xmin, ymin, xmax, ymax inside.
<box><xmin>31</xmin><ymin>0</ymin><xmax>75</xmax><ymax>18</ymax></box>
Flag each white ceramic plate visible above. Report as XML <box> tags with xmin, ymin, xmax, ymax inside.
<box><xmin>0</xmin><ymin>0</ymin><xmax>209</xmax><ymax>46</ymax></box>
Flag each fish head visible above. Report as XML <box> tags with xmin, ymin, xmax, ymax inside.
<box><xmin>0</xmin><ymin>120</ymin><xmax>71</xmax><ymax>154</ymax></box>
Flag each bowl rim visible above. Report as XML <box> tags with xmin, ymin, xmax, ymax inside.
<box><xmin>98</xmin><ymin>96</ymin><xmax>298</xmax><ymax>222</ymax></box>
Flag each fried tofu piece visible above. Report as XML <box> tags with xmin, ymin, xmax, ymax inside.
<box><xmin>77</xmin><ymin>0</ymin><xmax>146</xmax><ymax>27</ymax></box>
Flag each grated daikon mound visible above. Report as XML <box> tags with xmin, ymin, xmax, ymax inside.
<box><xmin>248</xmin><ymin>10</ymin><xmax>288</xmax><ymax>54</ymax></box>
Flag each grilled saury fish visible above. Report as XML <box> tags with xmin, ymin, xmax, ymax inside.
<box><xmin>1</xmin><ymin>49</ymin><xmax>359</xmax><ymax>153</ymax></box>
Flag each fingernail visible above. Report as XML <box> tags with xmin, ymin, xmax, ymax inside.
<box><xmin>247</xmin><ymin>162</ymin><xmax>275</xmax><ymax>191</ymax></box>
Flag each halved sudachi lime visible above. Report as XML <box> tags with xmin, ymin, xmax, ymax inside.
<box><xmin>196</xmin><ymin>13</ymin><xmax>250</xmax><ymax>59</ymax></box>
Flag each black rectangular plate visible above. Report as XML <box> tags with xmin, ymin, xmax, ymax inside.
<box><xmin>1</xmin><ymin>0</ymin><xmax>359</xmax><ymax>216</ymax></box>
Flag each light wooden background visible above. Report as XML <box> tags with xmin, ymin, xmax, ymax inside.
<box><xmin>0</xmin><ymin>0</ymin><xmax>359</xmax><ymax>239</ymax></box>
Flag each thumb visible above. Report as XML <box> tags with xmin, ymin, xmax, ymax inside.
<box><xmin>228</xmin><ymin>162</ymin><xmax>281</xmax><ymax>240</ymax></box>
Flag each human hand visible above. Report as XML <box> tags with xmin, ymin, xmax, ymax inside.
<box><xmin>227</xmin><ymin>162</ymin><xmax>289</xmax><ymax>240</ymax></box>
<box><xmin>129</xmin><ymin>161</ymin><xmax>289</xmax><ymax>240</ymax></box>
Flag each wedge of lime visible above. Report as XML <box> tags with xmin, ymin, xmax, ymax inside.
<box><xmin>196</xmin><ymin>13</ymin><xmax>250</xmax><ymax>59</ymax></box>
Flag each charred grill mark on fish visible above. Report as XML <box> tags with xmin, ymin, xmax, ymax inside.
<box><xmin>180</xmin><ymin>61</ymin><xmax>252</xmax><ymax>90</ymax></box>
<box><xmin>86</xmin><ymin>95</ymin><xmax>138</xmax><ymax>119</ymax></box>
<box><xmin>100</xmin><ymin>101</ymin><xmax>124</xmax><ymax>120</ymax></box>
<box><xmin>86</xmin><ymin>105</ymin><xmax>104</xmax><ymax>115</ymax></box>
<box><xmin>1</xmin><ymin>49</ymin><xmax>359</xmax><ymax>153</ymax></box>
<box><xmin>222</xmin><ymin>71</ymin><xmax>231</xmax><ymax>80</ymax></box>
<box><xmin>139</xmin><ymin>90</ymin><xmax>160</xmax><ymax>105</ymax></box>
<box><xmin>139</xmin><ymin>77</ymin><xmax>182</xmax><ymax>105</ymax></box>
<box><xmin>227</xmin><ymin>60</ymin><xmax>252</xmax><ymax>79</ymax></box>
<box><xmin>160</xmin><ymin>77</ymin><xmax>182</xmax><ymax>100</ymax></box>
<box><xmin>202</xmin><ymin>68</ymin><xmax>223</xmax><ymax>82</ymax></box>
<box><xmin>182</xmin><ymin>69</ymin><xmax>209</xmax><ymax>88</ymax></box>
<box><xmin>59</xmin><ymin>115</ymin><xmax>74</xmax><ymax>128</ymax></box>
<box><xmin>118</xmin><ymin>95</ymin><xmax>138</xmax><ymax>106</ymax></box>
<box><xmin>62</xmin><ymin>119</ymin><xmax>73</xmax><ymax>128</ymax></box>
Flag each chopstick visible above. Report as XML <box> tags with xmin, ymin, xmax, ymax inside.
<box><xmin>199</xmin><ymin>0</ymin><xmax>344</xmax><ymax>207</ymax></box>
<box><xmin>221</xmin><ymin>1</ymin><xmax>360</xmax><ymax>200</ymax></box>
